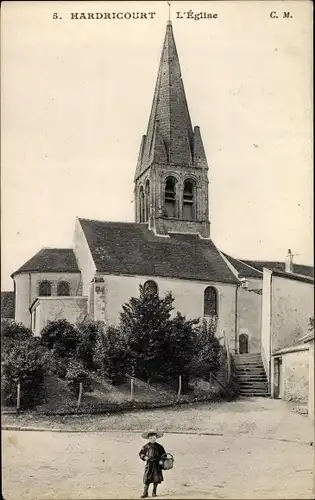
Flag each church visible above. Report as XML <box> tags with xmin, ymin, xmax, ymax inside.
<box><xmin>5</xmin><ymin>21</ymin><xmax>314</xmax><ymax>361</ymax></box>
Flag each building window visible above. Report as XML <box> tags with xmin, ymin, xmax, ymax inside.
<box><xmin>38</xmin><ymin>280</ymin><xmax>51</xmax><ymax>296</ymax></box>
<box><xmin>143</xmin><ymin>280</ymin><xmax>158</xmax><ymax>296</ymax></box>
<box><xmin>139</xmin><ymin>186</ymin><xmax>145</xmax><ymax>222</ymax></box>
<box><xmin>57</xmin><ymin>281</ymin><xmax>70</xmax><ymax>296</ymax></box>
<box><xmin>183</xmin><ymin>179</ymin><xmax>196</xmax><ymax>220</ymax></box>
<box><xmin>204</xmin><ymin>286</ymin><xmax>217</xmax><ymax>317</ymax></box>
<box><xmin>239</xmin><ymin>333</ymin><xmax>249</xmax><ymax>354</ymax></box>
<box><xmin>164</xmin><ymin>176</ymin><xmax>177</xmax><ymax>218</ymax></box>
<box><xmin>145</xmin><ymin>180</ymin><xmax>150</xmax><ymax>223</ymax></box>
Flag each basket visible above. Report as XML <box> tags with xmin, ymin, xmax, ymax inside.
<box><xmin>161</xmin><ymin>453</ymin><xmax>174</xmax><ymax>470</ymax></box>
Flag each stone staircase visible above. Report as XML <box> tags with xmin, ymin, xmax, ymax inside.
<box><xmin>234</xmin><ymin>353</ymin><xmax>270</xmax><ymax>397</ymax></box>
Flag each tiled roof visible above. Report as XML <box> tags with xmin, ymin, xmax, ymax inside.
<box><xmin>241</xmin><ymin>260</ymin><xmax>314</xmax><ymax>278</ymax></box>
<box><xmin>1</xmin><ymin>291</ymin><xmax>15</xmax><ymax>319</ymax></box>
<box><xmin>271</xmin><ymin>269</ymin><xmax>314</xmax><ymax>284</ymax></box>
<box><xmin>222</xmin><ymin>253</ymin><xmax>263</xmax><ymax>279</ymax></box>
<box><xmin>12</xmin><ymin>248</ymin><xmax>80</xmax><ymax>277</ymax></box>
<box><xmin>79</xmin><ymin>218</ymin><xmax>239</xmax><ymax>284</ymax></box>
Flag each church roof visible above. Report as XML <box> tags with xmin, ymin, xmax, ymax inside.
<box><xmin>270</xmin><ymin>269</ymin><xmax>314</xmax><ymax>284</ymax></box>
<box><xmin>79</xmin><ymin>218</ymin><xmax>239</xmax><ymax>284</ymax></box>
<box><xmin>1</xmin><ymin>291</ymin><xmax>15</xmax><ymax>319</ymax></box>
<box><xmin>241</xmin><ymin>259</ymin><xmax>314</xmax><ymax>278</ymax></box>
<box><xmin>222</xmin><ymin>254</ymin><xmax>314</xmax><ymax>280</ymax></box>
<box><xmin>222</xmin><ymin>253</ymin><xmax>263</xmax><ymax>279</ymax></box>
<box><xmin>11</xmin><ymin>248</ymin><xmax>79</xmax><ymax>277</ymax></box>
<box><xmin>135</xmin><ymin>21</ymin><xmax>208</xmax><ymax>179</ymax></box>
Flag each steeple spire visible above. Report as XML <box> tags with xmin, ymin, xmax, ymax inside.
<box><xmin>134</xmin><ymin>21</ymin><xmax>210</xmax><ymax>239</ymax></box>
<box><xmin>136</xmin><ymin>21</ymin><xmax>205</xmax><ymax>178</ymax></box>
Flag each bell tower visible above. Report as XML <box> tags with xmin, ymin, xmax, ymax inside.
<box><xmin>134</xmin><ymin>21</ymin><xmax>210</xmax><ymax>238</ymax></box>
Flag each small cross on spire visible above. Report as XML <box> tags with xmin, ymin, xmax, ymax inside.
<box><xmin>167</xmin><ymin>1</ymin><xmax>172</xmax><ymax>23</ymax></box>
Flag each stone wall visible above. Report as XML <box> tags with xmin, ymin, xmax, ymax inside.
<box><xmin>271</xmin><ymin>275</ymin><xmax>314</xmax><ymax>352</ymax></box>
<box><xmin>135</xmin><ymin>163</ymin><xmax>210</xmax><ymax>238</ymax></box>
<box><xmin>92</xmin><ymin>277</ymin><xmax>106</xmax><ymax>323</ymax></box>
<box><xmin>31</xmin><ymin>296</ymin><xmax>88</xmax><ymax>335</ymax></box>
<box><xmin>279</xmin><ymin>348</ymin><xmax>309</xmax><ymax>403</ymax></box>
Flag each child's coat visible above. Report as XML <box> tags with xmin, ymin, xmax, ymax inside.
<box><xmin>139</xmin><ymin>442</ymin><xmax>166</xmax><ymax>485</ymax></box>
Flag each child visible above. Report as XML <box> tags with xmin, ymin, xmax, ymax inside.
<box><xmin>139</xmin><ymin>429</ymin><xmax>166</xmax><ymax>498</ymax></box>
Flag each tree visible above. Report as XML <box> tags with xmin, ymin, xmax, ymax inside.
<box><xmin>2</xmin><ymin>335</ymin><xmax>49</xmax><ymax>408</ymax></box>
<box><xmin>308</xmin><ymin>316</ymin><xmax>314</xmax><ymax>333</ymax></box>
<box><xmin>119</xmin><ymin>286</ymin><xmax>174</xmax><ymax>380</ymax></box>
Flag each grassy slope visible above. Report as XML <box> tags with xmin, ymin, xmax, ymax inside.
<box><xmin>35</xmin><ymin>372</ymin><xmax>223</xmax><ymax>412</ymax></box>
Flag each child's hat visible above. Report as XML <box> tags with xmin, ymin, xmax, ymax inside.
<box><xmin>141</xmin><ymin>429</ymin><xmax>164</xmax><ymax>439</ymax></box>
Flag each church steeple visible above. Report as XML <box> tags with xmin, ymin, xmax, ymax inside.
<box><xmin>134</xmin><ymin>22</ymin><xmax>210</xmax><ymax>238</ymax></box>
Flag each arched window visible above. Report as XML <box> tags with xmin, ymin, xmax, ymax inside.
<box><xmin>39</xmin><ymin>280</ymin><xmax>52</xmax><ymax>297</ymax></box>
<box><xmin>239</xmin><ymin>333</ymin><xmax>249</xmax><ymax>354</ymax></box>
<box><xmin>183</xmin><ymin>179</ymin><xmax>196</xmax><ymax>220</ymax></box>
<box><xmin>144</xmin><ymin>180</ymin><xmax>150</xmax><ymax>223</ymax></box>
<box><xmin>143</xmin><ymin>280</ymin><xmax>158</xmax><ymax>296</ymax></box>
<box><xmin>164</xmin><ymin>176</ymin><xmax>177</xmax><ymax>218</ymax></box>
<box><xmin>139</xmin><ymin>186</ymin><xmax>145</xmax><ymax>223</ymax></box>
<box><xmin>204</xmin><ymin>286</ymin><xmax>217</xmax><ymax>317</ymax></box>
<box><xmin>57</xmin><ymin>281</ymin><xmax>70</xmax><ymax>296</ymax></box>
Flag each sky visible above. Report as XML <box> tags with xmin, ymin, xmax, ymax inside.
<box><xmin>1</xmin><ymin>1</ymin><xmax>313</xmax><ymax>290</ymax></box>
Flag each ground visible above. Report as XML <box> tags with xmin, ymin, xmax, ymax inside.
<box><xmin>2</xmin><ymin>398</ymin><xmax>314</xmax><ymax>499</ymax></box>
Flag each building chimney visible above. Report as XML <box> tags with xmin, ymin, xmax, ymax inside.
<box><xmin>285</xmin><ymin>249</ymin><xmax>294</xmax><ymax>273</ymax></box>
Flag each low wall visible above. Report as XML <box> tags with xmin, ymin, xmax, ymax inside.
<box><xmin>280</xmin><ymin>348</ymin><xmax>309</xmax><ymax>403</ymax></box>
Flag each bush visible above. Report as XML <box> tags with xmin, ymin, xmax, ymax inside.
<box><xmin>2</xmin><ymin>336</ymin><xmax>49</xmax><ymax>408</ymax></box>
<box><xmin>76</xmin><ymin>321</ymin><xmax>100</xmax><ymax>370</ymax></box>
<box><xmin>40</xmin><ymin>319</ymin><xmax>80</xmax><ymax>358</ymax></box>
<box><xmin>159</xmin><ymin>313</ymin><xmax>199</xmax><ymax>391</ymax></box>
<box><xmin>65</xmin><ymin>359</ymin><xmax>92</xmax><ymax>395</ymax></box>
<box><xmin>189</xmin><ymin>318</ymin><xmax>223</xmax><ymax>379</ymax></box>
<box><xmin>1</xmin><ymin>321</ymin><xmax>33</xmax><ymax>360</ymax></box>
<box><xmin>93</xmin><ymin>325</ymin><xmax>130</xmax><ymax>384</ymax></box>
<box><xmin>48</xmin><ymin>354</ymin><xmax>70</xmax><ymax>379</ymax></box>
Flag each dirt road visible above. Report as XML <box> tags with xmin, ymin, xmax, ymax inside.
<box><xmin>2</xmin><ymin>398</ymin><xmax>314</xmax><ymax>499</ymax></box>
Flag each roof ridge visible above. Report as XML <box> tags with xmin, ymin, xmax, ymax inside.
<box><xmin>221</xmin><ymin>252</ymin><xmax>263</xmax><ymax>279</ymax></box>
<box><xmin>79</xmin><ymin>218</ymin><xmax>145</xmax><ymax>226</ymax></box>
<box><xmin>242</xmin><ymin>258</ymin><xmax>313</xmax><ymax>268</ymax></box>
<box><xmin>40</xmin><ymin>247</ymin><xmax>74</xmax><ymax>251</ymax></box>
<box><xmin>237</xmin><ymin>258</ymin><xmax>263</xmax><ymax>275</ymax></box>
<box><xmin>271</xmin><ymin>269</ymin><xmax>314</xmax><ymax>283</ymax></box>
